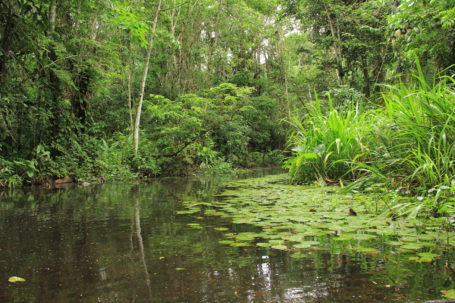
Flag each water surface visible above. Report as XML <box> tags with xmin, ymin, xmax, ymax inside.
<box><xmin>0</xmin><ymin>169</ymin><xmax>453</xmax><ymax>303</ymax></box>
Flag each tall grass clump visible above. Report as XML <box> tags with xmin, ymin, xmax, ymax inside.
<box><xmin>286</xmin><ymin>65</ymin><xmax>454</xmax><ymax>216</ymax></box>
<box><xmin>285</xmin><ymin>96</ymin><xmax>375</xmax><ymax>184</ymax></box>
<box><xmin>368</xmin><ymin>67</ymin><xmax>455</xmax><ymax>191</ymax></box>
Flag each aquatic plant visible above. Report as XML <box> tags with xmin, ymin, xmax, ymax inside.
<box><xmin>286</xmin><ymin>65</ymin><xmax>455</xmax><ymax>216</ymax></box>
<box><xmin>180</xmin><ymin>174</ymin><xmax>455</xmax><ymax>261</ymax></box>
<box><xmin>379</xmin><ymin>67</ymin><xmax>454</xmax><ymax>190</ymax></box>
<box><xmin>285</xmin><ymin>94</ymin><xmax>375</xmax><ymax>184</ymax></box>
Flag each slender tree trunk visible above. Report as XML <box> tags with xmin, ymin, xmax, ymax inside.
<box><xmin>127</xmin><ymin>67</ymin><xmax>134</xmax><ymax>130</ymax></box>
<box><xmin>361</xmin><ymin>55</ymin><xmax>370</xmax><ymax>97</ymax></box>
<box><xmin>323</xmin><ymin>1</ymin><xmax>344</xmax><ymax>85</ymax></box>
<box><xmin>125</xmin><ymin>29</ymin><xmax>134</xmax><ymax>131</ymax></box>
<box><xmin>46</xmin><ymin>0</ymin><xmax>61</xmax><ymax>137</ymax></box>
<box><xmin>284</xmin><ymin>57</ymin><xmax>291</xmax><ymax>118</ymax></box>
<box><xmin>0</xmin><ymin>8</ymin><xmax>14</xmax><ymax>88</ymax></box>
<box><xmin>133</xmin><ymin>0</ymin><xmax>163</xmax><ymax>155</ymax></box>
<box><xmin>163</xmin><ymin>0</ymin><xmax>181</xmax><ymax>97</ymax></box>
<box><xmin>373</xmin><ymin>44</ymin><xmax>388</xmax><ymax>91</ymax></box>
<box><xmin>49</xmin><ymin>0</ymin><xmax>57</xmax><ymax>33</ymax></box>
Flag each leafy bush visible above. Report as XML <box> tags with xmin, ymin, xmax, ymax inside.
<box><xmin>139</xmin><ymin>83</ymin><xmax>285</xmax><ymax>173</ymax></box>
<box><xmin>323</xmin><ymin>86</ymin><xmax>365</xmax><ymax>110</ymax></box>
<box><xmin>379</xmin><ymin>67</ymin><xmax>454</xmax><ymax>190</ymax></box>
<box><xmin>96</xmin><ymin>136</ymin><xmax>137</xmax><ymax>180</ymax></box>
<box><xmin>0</xmin><ymin>158</ymin><xmax>24</xmax><ymax>187</ymax></box>
<box><xmin>286</xmin><ymin>66</ymin><xmax>455</xmax><ymax>216</ymax></box>
<box><xmin>285</xmin><ymin>96</ymin><xmax>374</xmax><ymax>184</ymax></box>
<box><xmin>0</xmin><ymin>83</ymin><xmax>286</xmax><ymax>187</ymax></box>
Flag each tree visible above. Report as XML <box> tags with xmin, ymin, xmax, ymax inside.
<box><xmin>389</xmin><ymin>0</ymin><xmax>455</xmax><ymax>72</ymax></box>
<box><xmin>281</xmin><ymin>0</ymin><xmax>392</xmax><ymax>96</ymax></box>
<box><xmin>133</xmin><ymin>0</ymin><xmax>163</xmax><ymax>155</ymax></box>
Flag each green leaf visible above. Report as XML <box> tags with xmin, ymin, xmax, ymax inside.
<box><xmin>352</xmin><ymin>233</ymin><xmax>376</xmax><ymax>241</ymax></box>
<box><xmin>442</xmin><ymin>289</ymin><xmax>455</xmax><ymax>299</ymax></box>
<box><xmin>293</xmin><ymin>240</ymin><xmax>320</xmax><ymax>249</ymax></box>
<box><xmin>214</xmin><ymin>227</ymin><xmax>229</xmax><ymax>231</ymax></box>
<box><xmin>401</xmin><ymin>243</ymin><xmax>423</xmax><ymax>250</ymax></box>
<box><xmin>271</xmin><ymin>244</ymin><xmax>288</xmax><ymax>250</ymax></box>
<box><xmin>417</xmin><ymin>252</ymin><xmax>439</xmax><ymax>259</ymax></box>
<box><xmin>353</xmin><ymin>247</ymin><xmax>380</xmax><ymax>254</ymax></box>
<box><xmin>8</xmin><ymin>276</ymin><xmax>26</xmax><ymax>283</ymax></box>
<box><xmin>257</xmin><ymin>242</ymin><xmax>271</xmax><ymax>247</ymax></box>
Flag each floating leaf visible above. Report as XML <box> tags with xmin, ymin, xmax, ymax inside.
<box><xmin>187</xmin><ymin>223</ymin><xmax>202</xmax><ymax>229</ymax></box>
<box><xmin>293</xmin><ymin>240</ymin><xmax>320</xmax><ymax>249</ymax></box>
<box><xmin>442</xmin><ymin>289</ymin><xmax>455</xmax><ymax>299</ymax></box>
<box><xmin>214</xmin><ymin>227</ymin><xmax>229</xmax><ymax>231</ymax></box>
<box><xmin>352</xmin><ymin>233</ymin><xmax>376</xmax><ymax>241</ymax></box>
<box><xmin>281</xmin><ymin>234</ymin><xmax>303</xmax><ymax>242</ymax></box>
<box><xmin>353</xmin><ymin>247</ymin><xmax>380</xmax><ymax>254</ymax></box>
<box><xmin>218</xmin><ymin>240</ymin><xmax>235</xmax><ymax>245</ymax></box>
<box><xmin>8</xmin><ymin>276</ymin><xmax>26</xmax><ymax>283</ymax></box>
<box><xmin>256</xmin><ymin>242</ymin><xmax>271</xmax><ymax>247</ymax></box>
<box><xmin>235</xmin><ymin>232</ymin><xmax>258</xmax><ymax>241</ymax></box>
<box><xmin>417</xmin><ymin>252</ymin><xmax>439</xmax><ymax>258</ymax></box>
<box><xmin>409</xmin><ymin>252</ymin><xmax>440</xmax><ymax>263</ymax></box>
<box><xmin>290</xmin><ymin>252</ymin><xmax>306</xmax><ymax>259</ymax></box>
<box><xmin>337</xmin><ymin>233</ymin><xmax>356</xmax><ymax>241</ymax></box>
<box><xmin>271</xmin><ymin>245</ymin><xmax>288</xmax><ymax>250</ymax></box>
<box><xmin>176</xmin><ymin>208</ymin><xmax>200</xmax><ymax>215</ymax></box>
<box><xmin>386</xmin><ymin>241</ymin><xmax>403</xmax><ymax>246</ymax></box>
<box><xmin>231</xmin><ymin>242</ymin><xmax>250</xmax><ymax>247</ymax></box>
<box><xmin>401</xmin><ymin>243</ymin><xmax>423</xmax><ymax>250</ymax></box>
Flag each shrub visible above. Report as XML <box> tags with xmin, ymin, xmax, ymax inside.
<box><xmin>285</xmin><ymin>96</ymin><xmax>374</xmax><ymax>184</ymax></box>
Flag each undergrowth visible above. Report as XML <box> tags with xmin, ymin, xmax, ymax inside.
<box><xmin>286</xmin><ymin>65</ymin><xmax>455</xmax><ymax>217</ymax></box>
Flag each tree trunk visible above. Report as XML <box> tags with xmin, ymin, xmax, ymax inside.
<box><xmin>361</xmin><ymin>55</ymin><xmax>370</xmax><ymax>97</ymax></box>
<box><xmin>323</xmin><ymin>1</ymin><xmax>344</xmax><ymax>86</ymax></box>
<box><xmin>127</xmin><ymin>67</ymin><xmax>133</xmax><ymax>130</ymax></box>
<box><xmin>49</xmin><ymin>0</ymin><xmax>57</xmax><ymax>33</ymax></box>
<box><xmin>0</xmin><ymin>7</ymin><xmax>14</xmax><ymax>88</ymax></box>
<box><xmin>133</xmin><ymin>0</ymin><xmax>163</xmax><ymax>155</ymax></box>
<box><xmin>46</xmin><ymin>0</ymin><xmax>61</xmax><ymax>136</ymax></box>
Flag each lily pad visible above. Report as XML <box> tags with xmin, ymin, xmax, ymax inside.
<box><xmin>180</xmin><ymin>174</ymin><xmax>454</xmax><ymax>259</ymax></box>
<box><xmin>8</xmin><ymin>276</ymin><xmax>26</xmax><ymax>283</ymax></box>
<box><xmin>257</xmin><ymin>242</ymin><xmax>272</xmax><ymax>247</ymax></box>
<box><xmin>401</xmin><ymin>243</ymin><xmax>423</xmax><ymax>250</ymax></box>
<box><xmin>353</xmin><ymin>247</ymin><xmax>380</xmax><ymax>254</ymax></box>
<box><xmin>234</xmin><ymin>232</ymin><xmax>258</xmax><ymax>241</ymax></box>
<box><xmin>352</xmin><ymin>233</ymin><xmax>376</xmax><ymax>241</ymax></box>
<box><xmin>293</xmin><ymin>241</ymin><xmax>320</xmax><ymax>249</ymax></box>
<box><xmin>214</xmin><ymin>227</ymin><xmax>229</xmax><ymax>231</ymax></box>
<box><xmin>442</xmin><ymin>289</ymin><xmax>455</xmax><ymax>299</ymax></box>
<box><xmin>176</xmin><ymin>208</ymin><xmax>200</xmax><ymax>215</ymax></box>
<box><xmin>271</xmin><ymin>244</ymin><xmax>288</xmax><ymax>250</ymax></box>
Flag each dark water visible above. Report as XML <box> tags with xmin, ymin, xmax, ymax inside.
<box><xmin>0</xmin><ymin>169</ymin><xmax>453</xmax><ymax>303</ymax></box>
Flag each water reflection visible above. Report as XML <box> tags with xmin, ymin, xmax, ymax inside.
<box><xmin>0</xmin><ymin>169</ymin><xmax>451</xmax><ymax>302</ymax></box>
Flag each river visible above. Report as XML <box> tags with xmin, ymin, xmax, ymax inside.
<box><xmin>0</xmin><ymin>168</ymin><xmax>453</xmax><ymax>302</ymax></box>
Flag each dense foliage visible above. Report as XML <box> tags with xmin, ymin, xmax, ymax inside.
<box><xmin>279</xmin><ymin>0</ymin><xmax>455</xmax><ymax>216</ymax></box>
<box><xmin>1</xmin><ymin>0</ymin><xmax>454</xmax><ymax>215</ymax></box>
<box><xmin>0</xmin><ymin>0</ymin><xmax>287</xmax><ymax>186</ymax></box>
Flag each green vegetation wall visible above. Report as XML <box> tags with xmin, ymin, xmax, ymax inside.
<box><xmin>1</xmin><ymin>0</ymin><xmax>454</xmax><ymax>187</ymax></box>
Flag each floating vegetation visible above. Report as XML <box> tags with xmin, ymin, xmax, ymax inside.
<box><xmin>8</xmin><ymin>276</ymin><xmax>26</xmax><ymax>283</ymax></box>
<box><xmin>187</xmin><ymin>223</ymin><xmax>202</xmax><ymax>229</ymax></box>
<box><xmin>180</xmin><ymin>174</ymin><xmax>455</xmax><ymax>259</ymax></box>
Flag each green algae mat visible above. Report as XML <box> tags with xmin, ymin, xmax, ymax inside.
<box><xmin>181</xmin><ymin>174</ymin><xmax>455</xmax><ymax>260</ymax></box>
